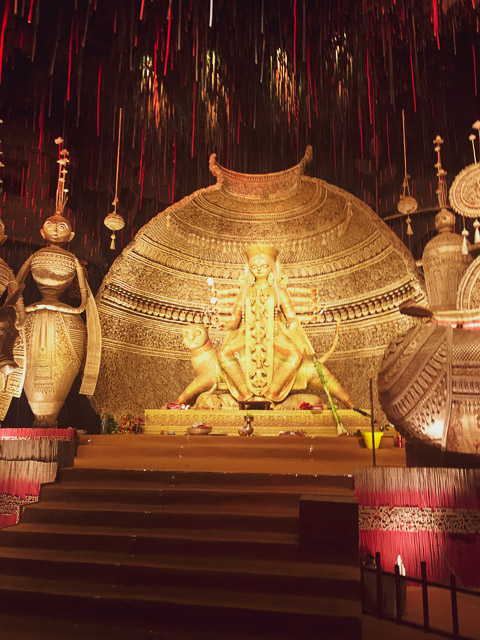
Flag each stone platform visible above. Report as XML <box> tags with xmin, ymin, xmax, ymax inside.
<box><xmin>144</xmin><ymin>408</ymin><xmax>372</xmax><ymax>437</ymax></box>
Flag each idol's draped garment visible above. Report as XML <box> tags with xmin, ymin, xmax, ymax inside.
<box><xmin>218</xmin><ymin>286</ymin><xmax>303</xmax><ymax>402</ymax></box>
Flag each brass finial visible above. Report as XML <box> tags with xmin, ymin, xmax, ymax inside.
<box><xmin>433</xmin><ymin>134</ymin><xmax>447</xmax><ymax>209</ymax></box>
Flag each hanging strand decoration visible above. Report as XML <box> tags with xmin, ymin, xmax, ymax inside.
<box><xmin>434</xmin><ymin>131</ymin><xmax>468</xmax><ymax>255</ymax></box>
<box><xmin>432</xmin><ymin>134</ymin><xmax>468</xmax><ymax>254</ymax></box>
<box><xmin>397</xmin><ymin>110</ymin><xmax>418</xmax><ymax>236</ymax></box>
<box><xmin>8</xmin><ymin>0</ymin><xmax>480</xmax><ymax>244</ymax></box>
<box><xmin>469</xmin><ymin>133</ymin><xmax>477</xmax><ymax>164</ymax></box>
<box><xmin>472</xmin><ymin>121</ymin><xmax>480</xmax><ymax>244</ymax></box>
<box><xmin>0</xmin><ymin>117</ymin><xmax>5</xmax><ymax>244</ymax></box>
<box><xmin>0</xmin><ymin>117</ymin><xmax>4</xmax><ymax>192</ymax></box>
<box><xmin>104</xmin><ymin>108</ymin><xmax>125</xmax><ymax>250</ymax></box>
<box><xmin>473</xmin><ymin>120</ymin><xmax>480</xmax><ymax>162</ymax></box>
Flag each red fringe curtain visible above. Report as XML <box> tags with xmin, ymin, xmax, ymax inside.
<box><xmin>0</xmin><ymin>428</ymin><xmax>76</xmax><ymax>528</ymax></box>
<box><xmin>0</xmin><ymin>460</ymin><xmax>57</xmax><ymax>527</ymax></box>
<box><xmin>359</xmin><ymin>530</ymin><xmax>480</xmax><ymax>587</ymax></box>
<box><xmin>355</xmin><ymin>467</ymin><xmax>480</xmax><ymax>587</ymax></box>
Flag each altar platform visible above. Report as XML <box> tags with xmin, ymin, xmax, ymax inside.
<box><xmin>76</xmin><ymin>432</ymin><xmax>406</xmax><ymax>475</ymax></box>
<box><xmin>144</xmin><ymin>408</ymin><xmax>372</xmax><ymax>438</ymax></box>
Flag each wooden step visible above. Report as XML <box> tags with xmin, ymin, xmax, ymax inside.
<box><xmin>0</xmin><ymin>573</ymin><xmax>362</xmax><ymax>639</ymax></box>
<box><xmin>39</xmin><ymin>484</ymin><xmax>353</xmax><ymax>509</ymax></box>
<box><xmin>57</xmin><ymin>466</ymin><xmax>356</xmax><ymax>490</ymax></box>
<box><xmin>20</xmin><ymin>501</ymin><xmax>299</xmax><ymax>532</ymax></box>
<box><xmin>0</xmin><ymin>610</ymin><xmax>361</xmax><ymax>640</ymax></box>
<box><xmin>0</xmin><ymin>460</ymin><xmax>363</xmax><ymax>639</ymax></box>
<box><xmin>0</xmin><ymin>545</ymin><xmax>361</xmax><ymax>598</ymax></box>
<box><xmin>0</xmin><ymin>520</ymin><xmax>358</xmax><ymax>564</ymax></box>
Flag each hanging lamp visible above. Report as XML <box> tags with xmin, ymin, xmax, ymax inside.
<box><xmin>397</xmin><ymin>109</ymin><xmax>418</xmax><ymax>236</ymax></box>
<box><xmin>104</xmin><ymin>108</ymin><xmax>125</xmax><ymax>250</ymax></box>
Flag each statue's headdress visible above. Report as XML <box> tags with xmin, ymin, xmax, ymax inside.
<box><xmin>54</xmin><ymin>137</ymin><xmax>70</xmax><ymax>216</ymax></box>
<box><xmin>245</xmin><ymin>244</ymin><xmax>279</xmax><ymax>261</ymax></box>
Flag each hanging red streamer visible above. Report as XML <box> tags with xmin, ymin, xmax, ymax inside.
<box><xmin>67</xmin><ymin>19</ymin><xmax>74</xmax><ymax>101</ymax></box>
<box><xmin>191</xmin><ymin>81</ymin><xmax>196</xmax><ymax>157</ymax></box>
<box><xmin>164</xmin><ymin>0</ymin><xmax>172</xmax><ymax>76</ymax></box>
<box><xmin>409</xmin><ymin>47</ymin><xmax>417</xmax><ymax>112</ymax></box>
<box><xmin>473</xmin><ymin>44</ymin><xmax>477</xmax><ymax>96</ymax></box>
<box><xmin>171</xmin><ymin>141</ymin><xmax>176</xmax><ymax>205</ymax></box>
<box><xmin>293</xmin><ymin>0</ymin><xmax>297</xmax><ymax>76</ymax></box>
<box><xmin>0</xmin><ymin>0</ymin><xmax>10</xmax><ymax>86</ymax></box>
<box><xmin>97</xmin><ymin>61</ymin><xmax>101</xmax><ymax>136</ymax></box>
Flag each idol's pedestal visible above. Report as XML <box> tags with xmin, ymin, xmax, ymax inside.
<box><xmin>144</xmin><ymin>408</ymin><xmax>371</xmax><ymax>437</ymax></box>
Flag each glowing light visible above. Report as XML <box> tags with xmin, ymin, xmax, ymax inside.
<box><xmin>425</xmin><ymin>419</ymin><xmax>444</xmax><ymax>440</ymax></box>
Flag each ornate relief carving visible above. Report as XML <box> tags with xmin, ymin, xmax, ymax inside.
<box><xmin>100</xmin><ymin>278</ymin><xmax>422</xmax><ymax>330</ymax></box>
<box><xmin>422</xmin><ymin>214</ymin><xmax>472</xmax><ymax>311</ymax></box>
<box><xmin>449</xmin><ymin>162</ymin><xmax>480</xmax><ymax>218</ymax></box>
<box><xmin>209</xmin><ymin>146</ymin><xmax>313</xmax><ymax>198</ymax></box>
<box><xmin>457</xmin><ymin>254</ymin><xmax>480</xmax><ymax>311</ymax></box>
<box><xmin>378</xmin><ymin>322</ymin><xmax>480</xmax><ymax>450</ymax></box>
<box><xmin>359</xmin><ymin>505</ymin><xmax>480</xmax><ymax>534</ymax></box>
<box><xmin>144</xmin><ymin>408</ymin><xmax>369</xmax><ymax>436</ymax></box>
<box><xmin>93</xmin><ymin>151</ymin><xmax>426</xmax><ymax>417</ymax></box>
<box><xmin>0</xmin><ymin>493</ymin><xmax>38</xmax><ymax>517</ymax></box>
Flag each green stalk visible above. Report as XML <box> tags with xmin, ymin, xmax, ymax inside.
<box><xmin>312</xmin><ymin>355</ymin><xmax>346</xmax><ymax>435</ymax></box>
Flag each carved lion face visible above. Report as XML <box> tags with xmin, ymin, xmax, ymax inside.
<box><xmin>183</xmin><ymin>325</ymin><xmax>209</xmax><ymax>350</ymax></box>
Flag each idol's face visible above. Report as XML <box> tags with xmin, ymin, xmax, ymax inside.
<box><xmin>248</xmin><ymin>254</ymin><xmax>273</xmax><ymax>280</ymax></box>
<box><xmin>183</xmin><ymin>325</ymin><xmax>208</xmax><ymax>350</ymax></box>
<box><xmin>41</xmin><ymin>215</ymin><xmax>74</xmax><ymax>245</ymax></box>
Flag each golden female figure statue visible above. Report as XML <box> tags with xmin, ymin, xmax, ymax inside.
<box><xmin>218</xmin><ymin>244</ymin><xmax>308</xmax><ymax>402</ymax></box>
<box><xmin>217</xmin><ymin>244</ymin><xmax>353</xmax><ymax>411</ymax></box>
<box><xmin>177</xmin><ymin>244</ymin><xmax>354</xmax><ymax>424</ymax></box>
<box><xmin>16</xmin><ymin>214</ymin><xmax>101</xmax><ymax>426</ymax></box>
<box><xmin>16</xmin><ymin>141</ymin><xmax>101</xmax><ymax>426</ymax></box>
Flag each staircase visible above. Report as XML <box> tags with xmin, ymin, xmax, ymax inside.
<box><xmin>0</xmin><ymin>464</ymin><xmax>362</xmax><ymax>639</ymax></box>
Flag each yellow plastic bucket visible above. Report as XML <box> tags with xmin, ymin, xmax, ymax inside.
<box><xmin>362</xmin><ymin>430</ymin><xmax>383</xmax><ymax>449</ymax></box>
